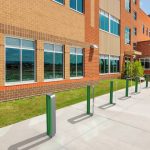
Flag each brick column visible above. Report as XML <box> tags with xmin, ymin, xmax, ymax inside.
<box><xmin>64</xmin><ymin>45</ymin><xmax>70</xmax><ymax>79</ymax></box>
<box><xmin>36</xmin><ymin>40</ymin><xmax>44</xmax><ymax>82</ymax></box>
<box><xmin>84</xmin><ymin>47</ymin><xmax>99</xmax><ymax>78</ymax></box>
<box><xmin>0</xmin><ymin>33</ymin><xmax>4</xmax><ymax>86</ymax></box>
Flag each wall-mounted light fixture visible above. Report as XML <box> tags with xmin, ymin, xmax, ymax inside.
<box><xmin>90</xmin><ymin>44</ymin><xmax>98</xmax><ymax>49</ymax></box>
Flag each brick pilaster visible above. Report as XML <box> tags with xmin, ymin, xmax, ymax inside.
<box><xmin>0</xmin><ymin>33</ymin><xmax>5</xmax><ymax>86</ymax></box>
<box><xmin>36</xmin><ymin>40</ymin><xmax>44</xmax><ymax>82</ymax></box>
<box><xmin>64</xmin><ymin>45</ymin><xmax>70</xmax><ymax>79</ymax></box>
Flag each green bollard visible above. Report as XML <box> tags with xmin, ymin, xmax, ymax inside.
<box><xmin>87</xmin><ymin>85</ymin><xmax>91</xmax><ymax>115</ymax></box>
<box><xmin>46</xmin><ymin>94</ymin><xmax>56</xmax><ymax>137</ymax></box>
<box><xmin>126</xmin><ymin>79</ymin><xmax>129</xmax><ymax>97</ymax></box>
<box><xmin>146</xmin><ymin>75</ymin><xmax>149</xmax><ymax>88</ymax></box>
<box><xmin>110</xmin><ymin>81</ymin><xmax>114</xmax><ymax>104</ymax></box>
<box><xmin>135</xmin><ymin>77</ymin><xmax>138</xmax><ymax>93</ymax></box>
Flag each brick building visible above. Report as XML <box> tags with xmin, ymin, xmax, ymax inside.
<box><xmin>0</xmin><ymin>0</ymin><xmax>150</xmax><ymax>101</ymax></box>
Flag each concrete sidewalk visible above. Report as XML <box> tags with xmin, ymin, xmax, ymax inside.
<box><xmin>0</xmin><ymin>84</ymin><xmax>150</xmax><ymax>150</ymax></box>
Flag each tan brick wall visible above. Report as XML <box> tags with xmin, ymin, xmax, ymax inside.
<box><xmin>0</xmin><ymin>0</ymin><xmax>85</xmax><ymax>43</ymax></box>
<box><xmin>64</xmin><ymin>45</ymin><xmax>70</xmax><ymax>79</ymax></box>
<box><xmin>36</xmin><ymin>40</ymin><xmax>44</xmax><ymax>82</ymax></box>
<box><xmin>0</xmin><ymin>33</ymin><xmax>4</xmax><ymax>86</ymax></box>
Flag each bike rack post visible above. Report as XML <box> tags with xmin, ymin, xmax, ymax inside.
<box><xmin>110</xmin><ymin>81</ymin><xmax>114</xmax><ymax>104</ymax></box>
<box><xmin>146</xmin><ymin>75</ymin><xmax>149</xmax><ymax>88</ymax></box>
<box><xmin>135</xmin><ymin>77</ymin><xmax>138</xmax><ymax>93</ymax></box>
<box><xmin>125</xmin><ymin>78</ymin><xmax>129</xmax><ymax>97</ymax></box>
<box><xmin>87</xmin><ymin>85</ymin><xmax>91</xmax><ymax>115</ymax></box>
<box><xmin>46</xmin><ymin>94</ymin><xmax>56</xmax><ymax>137</ymax></box>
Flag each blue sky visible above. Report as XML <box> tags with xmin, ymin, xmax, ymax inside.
<box><xmin>140</xmin><ymin>0</ymin><xmax>150</xmax><ymax>14</ymax></box>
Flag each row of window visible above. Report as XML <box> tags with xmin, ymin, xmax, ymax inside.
<box><xmin>100</xmin><ymin>55</ymin><xmax>120</xmax><ymax>74</ymax></box>
<box><xmin>5</xmin><ymin>37</ymin><xmax>121</xmax><ymax>84</ymax></box>
<box><xmin>99</xmin><ymin>10</ymin><xmax>120</xmax><ymax>36</ymax></box>
<box><xmin>125</xmin><ymin>0</ymin><xmax>137</xmax><ymax>13</ymax></box>
<box><xmin>54</xmin><ymin>0</ymin><xmax>84</xmax><ymax>13</ymax></box>
<box><xmin>140</xmin><ymin>58</ymin><xmax>150</xmax><ymax>70</ymax></box>
<box><xmin>5</xmin><ymin>37</ymin><xmax>83</xmax><ymax>84</ymax></box>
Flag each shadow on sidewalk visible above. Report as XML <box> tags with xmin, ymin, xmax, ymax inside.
<box><xmin>98</xmin><ymin>103</ymin><xmax>116</xmax><ymax>109</ymax></box>
<box><xmin>68</xmin><ymin>113</ymin><xmax>92</xmax><ymax>124</ymax></box>
<box><xmin>8</xmin><ymin>132</ymin><xmax>50</xmax><ymax>150</ymax></box>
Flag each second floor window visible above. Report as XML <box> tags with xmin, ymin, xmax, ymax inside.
<box><xmin>133</xmin><ymin>11</ymin><xmax>137</xmax><ymax>20</ymax></box>
<box><xmin>110</xmin><ymin>16</ymin><xmax>120</xmax><ymax>36</ymax></box>
<box><xmin>125</xmin><ymin>0</ymin><xmax>131</xmax><ymax>12</ymax></box>
<box><xmin>133</xmin><ymin>27</ymin><xmax>137</xmax><ymax>36</ymax></box>
<box><xmin>142</xmin><ymin>24</ymin><xmax>145</xmax><ymax>34</ymax></box>
<box><xmin>125</xmin><ymin>27</ymin><xmax>131</xmax><ymax>44</ymax></box>
<box><xmin>100</xmin><ymin>10</ymin><xmax>109</xmax><ymax>32</ymax></box>
<box><xmin>70</xmin><ymin>0</ymin><xmax>84</xmax><ymax>13</ymax></box>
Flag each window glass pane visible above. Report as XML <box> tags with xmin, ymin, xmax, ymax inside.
<box><xmin>6</xmin><ymin>48</ymin><xmax>20</xmax><ymax>82</ymax></box>
<box><xmin>6</xmin><ymin>37</ymin><xmax>20</xmax><ymax>48</ymax></box>
<box><xmin>70</xmin><ymin>0</ymin><xmax>76</xmax><ymax>10</ymax></box>
<box><xmin>110</xmin><ymin>17</ymin><xmax>120</xmax><ymax>36</ymax></box>
<box><xmin>100</xmin><ymin>59</ymin><xmax>105</xmax><ymax>73</ymax></box>
<box><xmin>105</xmin><ymin>58</ymin><xmax>109</xmax><ymax>73</ymax></box>
<box><xmin>22</xmin><ymin>40</ymin><xmax>35</xmax><ymax>49</ymax></box>
<box><xmin>145</xmin><ymin>59</ymin><xmax>150</xmax><ymax>69</ymax></box>
<box><xmin>100</xmin><ymin>12</ymin><xmax>109</xmax><ymax>32</ymax></box>
<box><xmin>77</xmin><ymin>48</ymin><xmax>83</xmax><ymax>55</ymax></box>
<box><xmin>70</xmin><ymin>47</ymin><xmax>76</xmax><ymax>54</ymax></box>
<box><xmin>22</xmin><ymin>50</ymin><xmax>34</xmax><ymax>81</ymax></box>
<box><xmin>55</xmin><ymin>0</ymin><xmax>64</xmax><ymax>4</ymax></box>
<box><xmin>70</xmin><ymin>54</ymin><xmax>77</xmax><ymax>77</ymax></box>
<box><xmin>44</xmin><ymin>52</ymin><xmax>54</xmax><ymax>79</ymax></box>
<box><xmin>77</xmin><ymin>0</ymin><xmax>83</xmax><ymax>13</ymax></box>
<box><xmin>55</xmin><ymin>45</ymin><xmax>63</xmax><ymax>53</ymax></box>
<box><xmin>77</xmin><ymin>55</ymin><xmax>83</xmax><ymax>76</ymax></box>
<box><xmin>44</xmin><ymin>43</ymin><xmax>54</xmax><ymax>51</ymax></box>
<box><xmin>55</xmin><ymin>53</ymin><xmax>63</xmax><ymax>78</ymax></box>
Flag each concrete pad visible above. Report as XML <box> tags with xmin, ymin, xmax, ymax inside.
<box><xmin>0</xmin><ymin>83</ymin><xmax>150</xmax><ymax>150</ymax></box>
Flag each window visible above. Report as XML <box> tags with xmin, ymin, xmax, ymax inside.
<box><xmin>53</xmin><ymin>0</ymin><xmax>64</xmax><ymax>4</ymax></box>
<box><xmin>100</xmin><ymin>55</ymin><xmax>109</xmax><ymax>74</ymax></box>
<box><xmin>133</xmin><ymin>11</ymin><xmax>137</xmax><ymax>20</ymax></box>
<box><xmin>110</xmin><ymin>56</ymin><xmax>120</xmax><ymax>73</ymax></box>
<box><xmin>110</xmin><ymin>16</ymin><xmax>120</xmax><ymax>36</ymax></box>
<box><xmin>133</xmin><ymin>0</ymin><xmax>136</xmax><ymax>4</ymax></box>
<box><xmin>5</xmin><ymin>37</ymin><xmax>35</xmax><ymax>84</ymax></box>
<box><xmin>125</xmin><ymin>27</ymin><xmax>131</xmax><ymax>44</ymax></box>
<box><xmin>70</xmin><ymin>0</ymin><xmax>84</xmax><ymax>13</ymax></box>
<box><xmin>44</xmin><ymin>43</ymin><xmax>64</xmax><ymax>80</ymax></box>
<box><xmin>142</xmin><ymin>24</ymin><xmax>145</xmax><ymax>34</ymax></box>
<box><xmin>133</xmin><ymin>27</ymin><xmax>137</xmax><ymax>36</ymax></box>
<box><xmin>133</xmin><ymin>43</ymin><xmax>137</xmax><ymax>50</ymax></box>
<box><xmin>70</xmin><ymin>47</ymin><xmax>83</xmax><ymax>77</ymax></box>
<box><xmin>100</xmin><ymin>10</ymin><xmax>109</xmax><ymax>32</ymax></box>
<box><xmin>140</xmin><ymin>58</ymin><xmax>150</xmax><ymax>70</ymax></box>
<box><xmin>146</xmin><ymin>28</ymin><xmax>148</xmax><ymax>36</ymax></box>
<box><xmin>125</xmin><ymin>0</ymin><xmax>131</xmax><ymax>12</ymax></box>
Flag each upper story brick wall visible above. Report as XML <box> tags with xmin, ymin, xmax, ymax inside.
<box><xmin>0</xmin><ymin>0</ymin><xmax>85</xmax><ymax>42</ymax></box>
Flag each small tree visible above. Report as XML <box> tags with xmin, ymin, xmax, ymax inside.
<box><xmin>125</xmin><ymin>60</ymin><xmax>144</xmax><ymax>79</ymax></box>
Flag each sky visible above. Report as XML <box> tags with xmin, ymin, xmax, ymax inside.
<box><xmin>140</xmin><ymin>0</ymin><xmax>150</xmax><ymax>15</ymax></box>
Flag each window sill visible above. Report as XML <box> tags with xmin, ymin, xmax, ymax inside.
<box><xmin>44</xmin><ymin>78</ymin><xmax>64</xmax><ymax>82</ymax></box>
<box><xmin>70</xmin><ymin>8</ymin><xmax>84</xmax><ymax>15</ymax></box>
<box><xmin>99</xmin><ymin>29</ymin><xmax>120</xmax><ymax>38</ymax></box>
<box><xmin>100</xmin><ymin>72</ymin><xmax>120</xmax><ymax>75</ymax></box>
<box><xmin>52</xmin><ymin>0</ymin><xmax>64</xmax><ymax>6</ymax></box>
<box><xmin>70</xmin><ymin>77</ymin><xmax>83</xmax><ymax>80</ymax></box>
<box><xmin>5</xmin><ymin>81</ymin><xmax>36</xmax><ymax>86</ymax></box>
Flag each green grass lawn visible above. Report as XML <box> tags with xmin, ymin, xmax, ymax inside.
<box><xmin>0</xmin><ymin>79</ymin><xmax>134</xmax><ymax>128</ymax></box>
